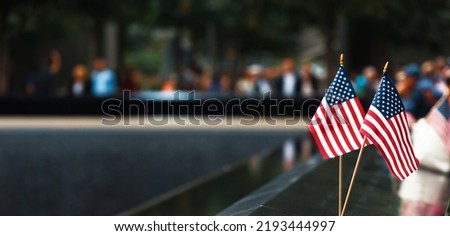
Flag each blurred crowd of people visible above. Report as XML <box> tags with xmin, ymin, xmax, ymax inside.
<box><xmin>11</xmin><ymin>50</ymin><xmax>450</xmax><ymax>113</ymax></box>
<box><xmin>394</xmin><ymin>59</ymin><xmax>448</xmax><ymax>123</ymax></box>
<box><xmin>393</xmin><ymin>58</ymin><xmax>450</xmax><ymax>216</ymax></box>
<box><xmin>234</xmin><ymin>58</ymin><xmax>320</xmax><ymax>98</ymax></box>
<box><xmin>166</xmin><ymin>57</ymin><xmax>322</xmax><ymax>99</ymax></box>
<box><xmin>14</xmin><ymin>50</ymin><xmax>325</xmax><ymax>99</ymax></box>
<box><xmin>23</xmin><ymin>50</ymin><xmax>123</xmax><ymax>98</ymax></box>
<box><xmin>354</xmin><ymin>57</ymin><xmax>449</xmax><ymax>124</ymax></box>
<box><xmin>20</xmin><ymin>50</ymin><xmax>449</xmax><ymax>110</ymax></box>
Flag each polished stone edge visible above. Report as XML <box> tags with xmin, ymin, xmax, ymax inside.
<box><xmin>217</xmin><ymin>154</ymin><xmax>323</xmax><ymax>216</ymax></box>
<box><xmin>0</xmin><ymin>116</ymin><xmax>308</xmax><ymax>130</ymax></box>
<box><xmin>117</xmin><ymin>142</ymin><xmax>278</xmax><ymax>216</ymax></box>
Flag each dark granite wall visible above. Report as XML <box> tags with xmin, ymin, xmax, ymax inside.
<box><xmin>0</xmin><ymin>129</ymin><xmax>299</xmax><ymax>215</ymax></box>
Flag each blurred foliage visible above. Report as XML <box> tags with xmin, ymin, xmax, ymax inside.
<box><xmin>125</xmin><ymin>26</ymin><xmax>167</xmax><ymax>73</ymax></box>
<box><xmin>341</xmin><ymin>0</ymin><xmax>450</xmax><ymax>47</ymax></box>
<box><xmin>152</xmin><ymin>0</ymin><xmax>309</xmax><ymax>54</ymax></box>
<box><xmin>2</xmin><ymin>0</ymin><xmax>450</xmax><ymax>69</ymax></box>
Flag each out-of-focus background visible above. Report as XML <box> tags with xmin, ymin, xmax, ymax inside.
<box><xmin>1</xmin><ymin>0</ymin><xmax>450</xmax><ymax>96</ymax></box>
<box><xmin>0</xmin><ymin>0</ymin><xmax>449</xmax><ymax>216</ymax></box>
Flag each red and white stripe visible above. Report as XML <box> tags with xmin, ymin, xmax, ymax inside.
<box><xmin>427</xmin><ymin>105</ymin><xmax>450</xmax><ymax>154</ymax></box>
<box><xmin>308</xmin><ymin>97</ymin><xmax>367</xmax><ymax>159</ymax></box>
<box><xmin>427</xmin><ymin>105</ymin><xmax>448</xmax><ymax>139</ymax></box>
<box><xmin>360</xmin><ymin>107</ymin><xmax>419</xmax><ymax>180</ymax></box>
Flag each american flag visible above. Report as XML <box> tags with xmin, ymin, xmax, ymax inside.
<box><xmin>426</xmin><ymin>95</ymin><xmax>450</xmax><ymax>154</ymax></box>
<box><xmin>308</xmin><ymin>66</ymin><xmax>368</xmax><ymax>159</ymax></box>
<box><xmin>360</xmin><ymin>74</ymin><xmax>419</xmax><ymax>180</ymax></box>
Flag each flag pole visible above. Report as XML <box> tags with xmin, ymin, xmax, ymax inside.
<box><xmin>338</xmin><ymin>155</ymin><xmax>343</xmax><ymax>215</ymax></box>
<box><xmin>338</xmin><ymin>53</ymin><xmax>344</xmax><ymax>216</ymax></box>
<box><xmin>340</xmin><ymin>136</ymin><xmax>367</xmax><ymax>216</ymax></box>
<box><xmin>340</xmin><ymin>61</ymin><xmax>389</xmax><ymax>216</ymax></box>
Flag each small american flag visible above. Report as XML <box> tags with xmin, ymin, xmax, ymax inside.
<box><xmin>426</xmin><ymin>95</ymin><xmax>450</xmax><ymax>154</ymax></box>
<box><xmin>360</xmin><ymin>74</ymin><xmax>419</xmax><ymax>180</ymax></box>
<box><xmin>308</xmin><ymin>66</ymin><xmax>367</xmax><ymax>158</ymax></box>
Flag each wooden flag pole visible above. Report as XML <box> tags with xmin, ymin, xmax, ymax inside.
<box><xmin>338</xmin><ymin>53</ymin><xmax>344</xmax><ymax>216</ymax></box>
<box><xmin>340</xmin><ymin>61</ymin><xmax>389</xmax><ymax>216</ymax></box>
<box><xmin>338</xmin><ymin>155</ymin><xmax>343</xmax><ymax>215</ymax></box>
<box><xmin>340</xmin><ymin>137</ymin><xmax>367</xmax><ymax>216</ymax></box>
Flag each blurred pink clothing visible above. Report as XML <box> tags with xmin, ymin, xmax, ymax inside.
<box><xmin>401</xmin><ymin>201</ymin><xmax>444</xmax><ymax>216</ymax></box>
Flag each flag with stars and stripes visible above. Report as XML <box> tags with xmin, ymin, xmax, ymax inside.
<box><xmin>426</xmin><ymin>94</ymin><xmax>450</xmax><ymax>154</ymax></box>
<box><xmin>308</xmin><ymin>66</ymin><xmax>368</xmax><ymax>159</ymax></box>
<box><xmin>360</xmin><ymin>74</ymin><xmax>419</xmax><ymax>181</ymax></box>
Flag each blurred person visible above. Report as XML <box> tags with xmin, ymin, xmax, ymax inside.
<box><xmin>219</xmin><ymin>72</ymin><xmax>233</xmax><ymax>94</ymax></box>
<box><xmin>299</xmin><ymin>59</ymin><xmax>319</xmax><ymax>97</ymax></box>
<box><xmin>235</xmin><ymin>64</ymin><xmax>268</xmax><ymax>96</ymax></box>
<box><xmin>161</xmin><ymin>80</ymin><xmax>176</xmax><ymax>91</ymax></box>
<box><xmin>179</xmin><ymin>63</ymin><xmax>202</xmax><ymax>91</ymax></box>
<box><xmin>416</xmin><ymin>62</ymin><xmax>444</xmax><ymax>116</ymax></box>
<box><xmin>362</xmin><ymin>65</ymin><xmax>380</xmax><ymax>98</ymax></box>
<box><xmin>26</xmin><ymin>49</ymin><xmax>61</xmax><ymax>96</ymax></box>
<box><xmin>253</xmin><ymin>69</ymin><xmax>272</xmax><ymax>97</ymax></box>
<box><xmin>421</xmin><ymin>60</ymin><xmax>446</xmax><ymax>97</ymax></box>
<box><xmin>122</xmin><ymin>68</ymin><xmax>141</xmax><ymax>93</ymax></box>
<box><xmin>421</xmin><ymin>60</ymin><xmax>438</xmax><ymax>81</ymax></box>
<box><xmin>352</xmin><ymin>66</ymin><xmax>380</xmax><ymax>108</ymax></box>
<box><xmin>90</xmin><ymin>58</ymin><xmax>118</xmax><ymax>97</ymax></box>
<box><xmin>234</xmin><ymin>73</ymin><xmax>252</xmax><ymax>96</ymax></box>
<box><xmin>395</xmin><ymin>68</ymin><xmax>406</xmax><ymax>83</ymax></box>
<box><xmin>434</xmin><ymin>56</ymin><xmax>449</xmax><ymax>93</ymax></box>
<box><xmin>70</xmin><ymin>64</ymin><xmax>90</xmax><ymax>97</ymax></box>
<box><xmin>263</xmin><ymin>66</ymin><xmax>280</xmax><ymax>81</ymax></box>
<box><xmin>397</xmin><ymin>64</ymin><xmax>431</xmax><ymax>122</ymax></box>
<box><xmin>209</xmin><ymin>71</ymin><xmax>232</xmax><ymax>94</ymax></box>
<box><xmin>435</xmin><ymin>56</ymin><xmax>447</xmax><ymax>76</ymax></box>
<box><xmin>398</xmin><ymin>71</ymin><xmax>450</xmax><ymax>216</ymax></box>
<box><xmin>353</xmin><ymin>71</ymin><xmax>368</xmax><ymax>98</ymax></box>
<box><xmin>275</xmin><ymin>58</ymin><xmax>300</xmax><ymax>98</ymax></box>
<box><xmin>198</xmin><ymin>71</ymin><xmax>212</xmax><ymax>92</ymax></box>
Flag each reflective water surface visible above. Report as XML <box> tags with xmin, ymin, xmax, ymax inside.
<box><xmin>123</xmin><ymin>135</ymin><xmax>317</xmax><ymax>215</ymax></box>
<box><xmin>0</xmin><ymin>129</ymin><xmax>301</xmax><ymax>215</ymax></box>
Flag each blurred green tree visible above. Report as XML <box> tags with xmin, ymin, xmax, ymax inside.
<box><xmin>303</xmin><ymin>0</ymin><xmax>450</xmax><ymax>73</ymax></box>
<box><xmin>2</xmin><ymin>0</ymin><xmax>450</xmax><ymax>94</ymax></box>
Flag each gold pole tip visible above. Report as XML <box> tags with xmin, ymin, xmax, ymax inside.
<box><xmin>340</xmin><ymin>54</ymin><xmax>344</xmax><ymax>66</ymax></box>
<box><xmin>383</xmin><ymin>61</ymin><xmax>389</xmax><ymax>73</ymax></box>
